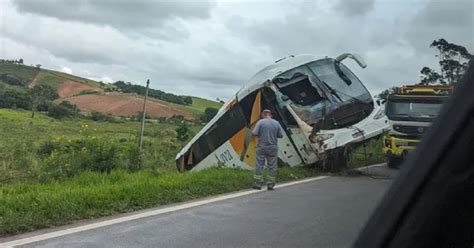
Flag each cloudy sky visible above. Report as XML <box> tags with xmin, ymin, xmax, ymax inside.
<box><xmin>0</xmin><ymin>0</ymin><xmax>472</xmax><ymax>100</ymax></box>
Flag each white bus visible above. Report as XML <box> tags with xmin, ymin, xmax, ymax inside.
<box><xmin>176</xmin><ymin>54</ymin><xmax>388</xmax><ymax>172</ymax></box>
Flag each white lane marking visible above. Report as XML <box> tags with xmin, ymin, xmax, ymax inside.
<box><xmin>0</xmin><ymin>175</ymin><xmax>330</xmax><ymax>247</ymax></box>
<box><xmin>357</xmin><ymin>163</ymin><xmax>386</xmax><ymax>170</ymax></box>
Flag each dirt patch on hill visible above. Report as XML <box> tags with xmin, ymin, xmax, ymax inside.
<box><xmin>62</xmin><ymin>93</ymin><xmax>193</xmax><ymax>120</ymax></box>
<box><xmin>58</xmin><ymin>81</ymin><xmax>103</xmax><ymax>98</ymax></box>
<box><xmin>28</xmin><ymin>72</ymin><xmax>40</xmax><ymax>89</ymax></box>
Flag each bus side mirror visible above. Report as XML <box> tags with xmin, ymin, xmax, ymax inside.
<box><xmin>336</xmin><ymin>53</ymin><xmax>367</xmax><ymax>69</ymax></box>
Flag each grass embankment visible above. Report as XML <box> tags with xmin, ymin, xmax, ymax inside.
<box><xmin>0</xmin><ymin>166</ymin><xmax>320</xmax><ymax>236</ymax></box>
<box><xmin>0</xmin><ymin>108</ymin><xmax>188</xmax><ymax>183</ymax></box>
<box><xmin>348</xmin><ymin>136</ymin><xmax>385</xmax><ymax>168</ymax></box>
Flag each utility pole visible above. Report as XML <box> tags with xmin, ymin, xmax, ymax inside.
<box><xmin>138</xmin><ymin>79</ymin><xmax>150</xmax><ymax>151</ymax></box>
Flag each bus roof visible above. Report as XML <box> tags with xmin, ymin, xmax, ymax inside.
<box><xmin>236</xmin><ymin>54</ymin><xmax>327</xmax><ymax>100</ymax></box>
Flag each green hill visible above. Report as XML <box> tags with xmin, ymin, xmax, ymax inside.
<box><xmin>0</xmin><ymin>63</ymin><xmax>39</xmax><ymax>86</ymax></box>
<box><xmin>0</xmin><ymin>63</ymin><xmax>222</xmax><ymax>117</ymax></box>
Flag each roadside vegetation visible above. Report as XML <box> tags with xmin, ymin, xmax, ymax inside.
<box><xmin>0</xmin><ymin>108</ymin><xmax>381</xmax><ymax>236</ymax></box>
<box><xmin>0</xmin><ymin>166</ymin><xmax>321</xmax><ymax>236</ymax></box>
<box><xmin>348</xmin><ymin>136</ymin><xmax>385</xmax><ymax>169</ymax></box>
<box><xmin>0</xmin><ymin>108</ymin><xmax>188</xmax><ymax>183</ymax></box>
<box><xmin>0</xmin><ymin>60</ymin><xmax>384</xmax><ymax>236</ymax></box>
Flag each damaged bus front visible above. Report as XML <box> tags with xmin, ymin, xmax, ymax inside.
<box><xmin>176</xmin><ymin>54</ymin><xmax>387</xmax><ymax>172</ymax></box>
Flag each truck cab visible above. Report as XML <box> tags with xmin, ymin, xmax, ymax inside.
<box><xmin>383</xmin><ymin>85</ymin><xmax>452</xmax><ymax>168</ymax></box>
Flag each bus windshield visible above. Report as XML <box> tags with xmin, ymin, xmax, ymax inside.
<box><xmin>273</xmin><ymin>58</ymin><xmax>373</xmax><ymax>129</ymax></box>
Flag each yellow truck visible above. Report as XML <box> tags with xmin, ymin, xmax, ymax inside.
<box><xmin>383</xmin><ymin>85</ymin><xmax>453</xmax><ymax>168</ymax></box>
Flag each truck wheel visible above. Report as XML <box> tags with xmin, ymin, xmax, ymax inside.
<box><xmin>387</xmin><ymin>156</ymin><xmax>402</xmax><ymax>169</ymax></box>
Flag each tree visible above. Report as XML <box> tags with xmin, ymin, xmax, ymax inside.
<box><xmin>183</xmin><ymin>96</ymin><xmax>193</xmax><ymax>105</ymax></box>
<box><xmin>18</xmin><ymin>58</ymin><xmax>23</xmax><ymax>64</ymax></box>
<box><xmin>175</xmin><ymin>122</ymin><xmax>190</xmax><ymax>141</ymax></box>
<box><xmin>200</xmin><ymin>107</ymin><xmax>219</xmax><ymax>123</ymax></box>
<box><xmin>0</xmin><ymin>86</ymin><xmax>30</xmax><ymax>109</ymax></box>
<box><xmin>112</xmin><ymin>81</ymin><xmax>192</xmax><ymax>105</ymax></box>
<box><xmin>420</xmin><ymin>38</ymin><xmax>472</xmax><ymax>84</ymax></box>
<box><xmin>420</xmin><ymin>67</ymin><xmax>443</xmax><ymax>85</ymax></box>
<box><xmin>377</xmin><ymin>87</ymin><xmax>400</xmax><ymax>101</ymax></box>
<box><xmin>30</xmin><ymin>84</ymin><xmax>59</xmax><ymax>118</ymax></box>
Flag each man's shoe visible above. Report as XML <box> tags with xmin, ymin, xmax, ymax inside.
<box><xmin>267</xmin><ymin>183</ymin><xmax>275</xmax><ymax>191</ymax></box>
<box><xmin>252</xmin><ymin>183</ymin><xmax>262</xmax><ymax>190</ymax></box>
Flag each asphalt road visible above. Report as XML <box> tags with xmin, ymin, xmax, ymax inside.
<box><xmin>8</xmin><ymin>165</ymin><xmax>398</xmax><ymax>248</ymax></box>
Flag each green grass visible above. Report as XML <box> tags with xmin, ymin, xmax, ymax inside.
<box><xmin>34</xmin><ymin>70</ymin><xmax>100</xmax><ymax>88</ymax></box>
<box><xmin>189</xmin><ymin>97</ymin><xmax>223</xmax><ymax>112</ymax></box>
<box><xmin>137</xmin><ymin>95</ymin><xmax>222</xmax><ymax>118</ymax></box>
<box><xmin>172</xmin><ymin>97</ymin><xmax>223</xmax><ymax>118</ymax></box>
<box><xmin>348</xmin><ymin>136</ymin><xmax>385</xmax><ymax>168</ymax></box>
<box><xmin>0</xmin><ymin>63</ymin><xmax>39</xmax><ymax>84</ymax></box>
<box><xmin>0</xmin><ymin>108</ymin><xmax>190</xmax><ymax>183</ymax></box>
<box><xmin>41</xmin><ymin>69</ymin><xmax>102</xmax><ymax>87</ymax></box>
<box><xmin>0</xmin><ymin>166</ymin><xmax>320</xmax><ymax>236</ymax></box>
<box><xmin>0</xmin><ymin>63</ymin><xmax>102</xmax><ymax>89</ymax></box>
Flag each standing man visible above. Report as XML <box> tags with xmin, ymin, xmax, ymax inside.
<box><xmin>252</xmin><ymin>109</ymin><xmax>284</xmax><ymax>190</ymax></box>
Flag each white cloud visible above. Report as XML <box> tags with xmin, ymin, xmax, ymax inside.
<box><xmin>0</xmin><ymin>0</ymin><xmax>472</xmax><ymax>101</ymax></box>
<box><xmin>61</xmin><ymin>66</ymin><xmax>72</xmax><ymax>74</ymax></box>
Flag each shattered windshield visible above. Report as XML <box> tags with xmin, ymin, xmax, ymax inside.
<box><xmin>308</xmin><ymin>59</ymin><xmax>371</xmax><ymax>103</ymax></box>
<box><xmin>273</xmin><ymin>58</ymin><xmax>373</xmax><ymax>127</ymax></box>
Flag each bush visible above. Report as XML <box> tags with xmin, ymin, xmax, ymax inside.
<box><xmin>168</xmin><ymin>115</ymin><xmax>184</xmax><ymax>124</ymax></box>
<box><xmin>133</xmin><ymin>111</ymin><xmax>151</xmax><ymax>121</ymax></box>
<box><xmin>89</xmin><ymin>111</ymin><xmax>111</xmax><ymax>121</ymax></box>
<box><xmin>112</xmin><ymin>81</ymin><xmax>192</xmax><ymax>105</ymax></box>
<box><xmin>158</xmin><ymin>116</ymin><xmax>167</xmax><ymax>123</ymax></box>
<box><xmin>0</xmin><ymin>86</ymin><xmax>30</xmax><ymax>109</ymax></box>
<box><xmin>200</xmin><ymin>107</ymin><xmax>218</xmax><ymax>123</ymax></box>
<box><xmin>38</xmin><ymin>134</ymin><xmax>141</xmax><ymax>180</ymax></box>
<box><xmin>47</xmin><ymin>102</ymin><xmax>77</xmax><ymax>119</ymax></box>
<box><xmin>175</xmin><ymin>122</ymin><xmax>189</xmax><ymax>141</ymax></box>
<box><xmin>0</xmin><ymin>73</ymin><xmax>25</xmax><ymax>86</ymax></box>
<box><xmin>183</xmin><ymin>96</ymin><xmax>193</xmax><ymax>105</ymax></box>
<box><xmin>75</xmin><ymin>89</ymin><xmax>98</xmax><ymax>96</ymax></box>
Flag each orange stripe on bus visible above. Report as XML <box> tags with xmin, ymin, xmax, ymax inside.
<box><xmin>226</xmin><ymin>98</ymin><xmax>237</xmax><ymax>110</ymax></box>
<box><xmin>187</xmin><ymin>147</ymin><xmax>193</xmax><ymax>165</ymax></box>
<box><xmin>250</xmin><ymin>91</ymin><xmax>261</xmax><ymax>125</ymax></box>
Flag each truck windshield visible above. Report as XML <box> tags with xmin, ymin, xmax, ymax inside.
<box><xmin>386</xmin><ymin>99</ymin><xmax>444</xmax><ymax>121</ymax></box>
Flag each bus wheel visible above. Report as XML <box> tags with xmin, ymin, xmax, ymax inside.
<box><xmin>322</xmin><ymin>146</ymin><xmax>350</xmax><ymax>172</ymax></box>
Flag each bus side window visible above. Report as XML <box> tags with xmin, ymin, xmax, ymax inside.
<box><xmin>238</xmin><ymin>91</ymin><xmax>258</xmax><ymax>126</ymax></box>
<box><xmin>206</xmin><ymin>104</ymin><xmax>246</xmax><ymax>153</ymax></box>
